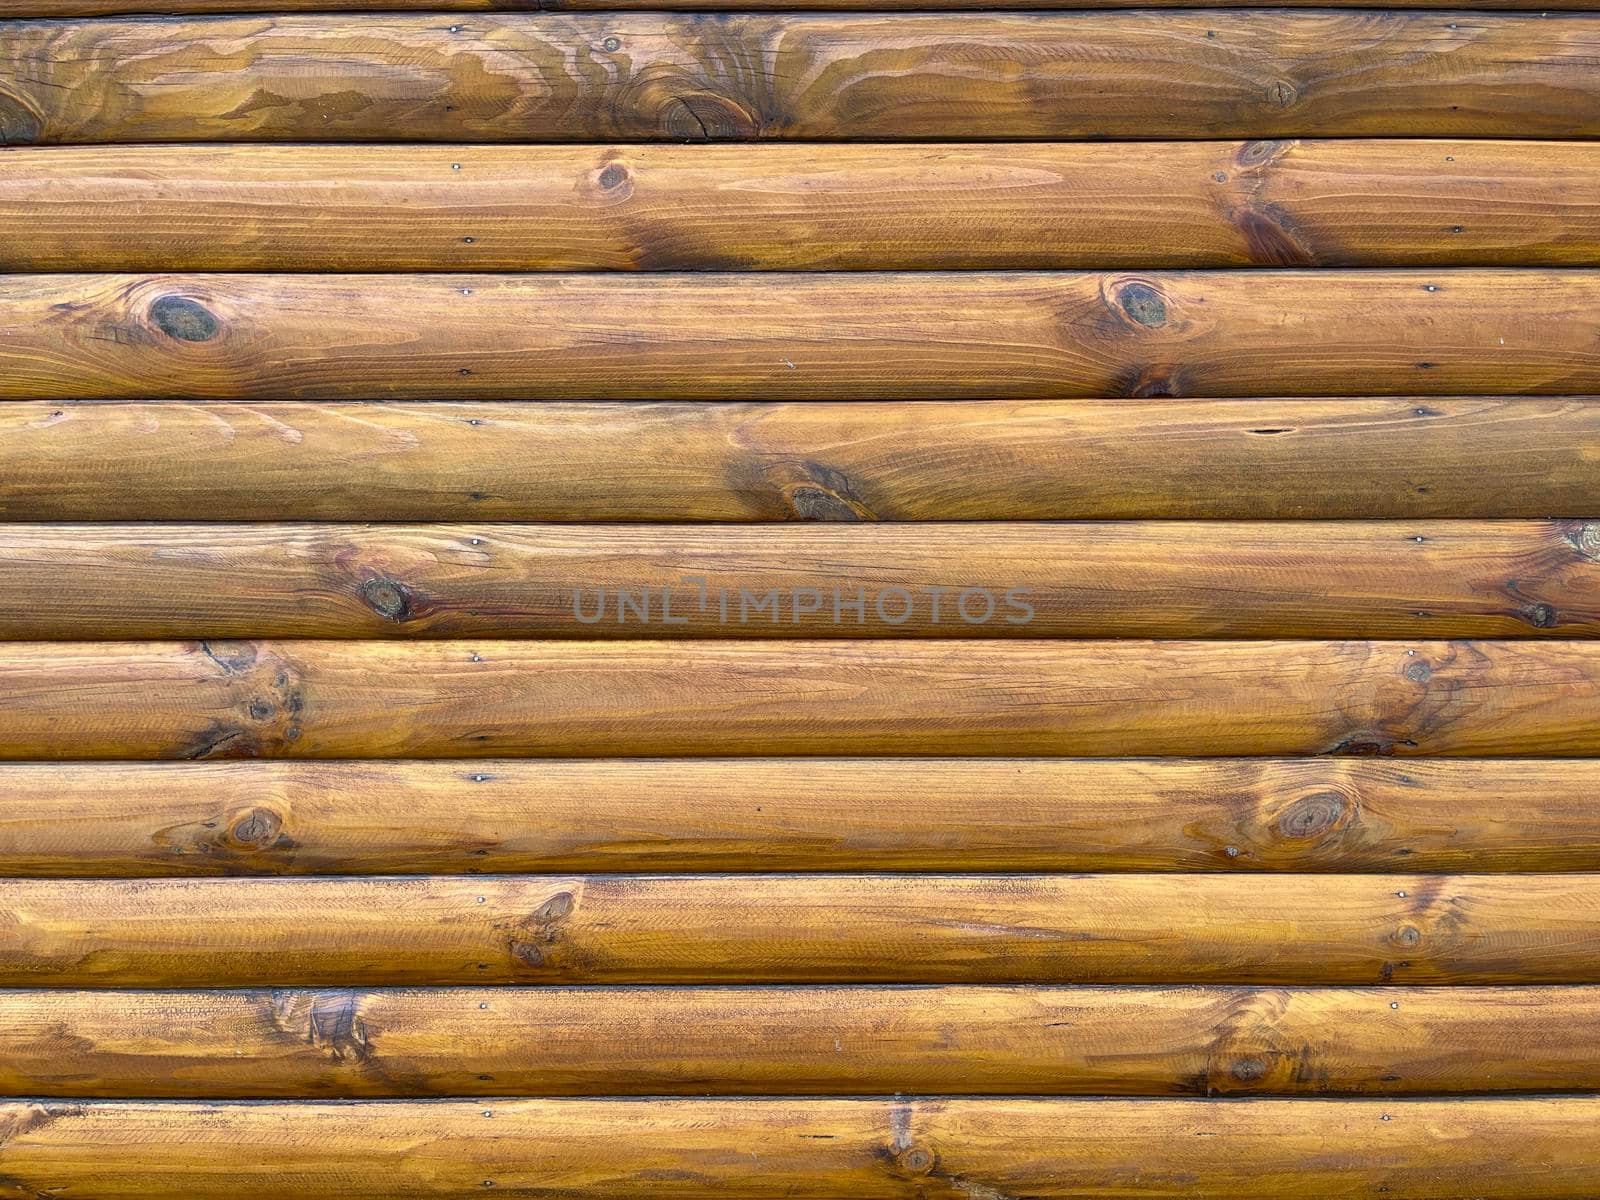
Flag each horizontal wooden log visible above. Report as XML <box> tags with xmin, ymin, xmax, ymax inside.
<box><xmin>3</xmin><ymin>874</ymin><xmax>1599</xmax><ymax>986</ymax></box>
<box><xmin>6</xmin><ymin>272</ymin><xmax>1600</xmax><ymax>400</ymax></box>
<box><xmin>7</xmin><ymin>759</ymin><xmax>1600</xmax><ymax>876</ymax></box>
<box><xmin>7</xmin><ymin>141</ymin><xmax>1600</xmax><ymax>271</ymax></box>
<box><xmin>4</xmin><ymin>399</ymin><xmax>1600</xmax><ymax>522</ymax></box>
<box><xmin>6</xmin><ymin>0</ymin><xmax>1594</xmax><ymax>14</ymax></box>
<box><xmin>3</xmin><ymin>14</ymin><xmax>1598</xmax><ymax>144</ymax></box>
<box><xmin>3</xmin><ymin>1097</ymin><xmax>1600</xmax><ymax>1199</ymax></box>
<box><xmin>1</xmin><ymin>639</ymin><xmax>1599</xmax><ymax>760</ymax></box>
<box><xmin>6</xmin><ymin>521</ymin><xmax>1600</xmax><ymax>640</ymax></box>
<box><xmin>3</xmin><ymin>1096</ymin><xmax>1598</xmax><ymax>1199</ymax></box>
<box><xmin>2</xmin><ymin>985</ymin><xmax>1597</xmax><ymax>1097</ymax></box>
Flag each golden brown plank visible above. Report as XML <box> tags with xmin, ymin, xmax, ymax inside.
<box><xmin>1</xmin><ymin>639</ymin><xmax>1598</xmax><ymax>760</ymax></box>
<box><xmin>2</xmin><ymin>1097</ymin><xmax>1599</xmax><ymax>1198</ymax></box>
<box><xmin>2</xmin><ymin>985</ymin><xmax>1597</xmax><ymax>1097</ymax></box>
<box><xmin>4</xmin><ymin>521</ymin><xmax>1598</xmax><ymax>639</ymax></box>
<box><xmin>6</xmin><ymin>272</ymin><xmax>1600</xmax><ymax>400</ymax></box>
<box><xmin>6</xmin><ymin>142</ymin><xmax>1600</xmax><ymax>271</ymax></box>
<box><xmin>7</xmin><ymin>759</ymin><xmax>1600</xmax><ymax>876</ymax></box>
<box><xmin>5</xmin><ymin>0</ymin><xmax>1593</xmax><ymax>13</ymax></box>
<box><xmin>3</xmin><ymin>399</ymin><xmax>1598</xmax><ymax>522</ymax></box>
<box><xmin>3</xmin><ymin>14</ymin><xmax>1598</xmax><ymax>144</ymax></box>
<box><xmin>3</xmin><ymin>874</ymin><xmax>1599</xmax><ymax>986</ymax></box>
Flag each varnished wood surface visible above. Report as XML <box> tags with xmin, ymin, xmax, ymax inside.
<box><xmin>3</xmin><ymin>1097</ymin><xmax>1599</xmax><ymax>1198</ymax></box>
<box><xmin>3</xmin><ymin>874</ymin><xmax>1600</xmax><ymax>986</ymax></box>
<box><xmin>4</xmin><ymin>399</ymin><xmax>1599</xmax><ymax>522</ymax></box>
<box><xmin>6</xmin><ymin>0</ymin><xmax>1594</xmax><ymax>13</ymax></box>
<box><xmin>2</xmin><ymin>639</ymin><xmax>1600</xmax><ymax>759</ymax></box>
<box><xmin>3</xmin><ymin>14</ymin><xmax>1599</xmax><ymax>145</ymax></box>
<box><xmin>2</xmin><ymin>985</ymin><xmax>1598</xmax><ymax>1097</ymax></box>
<box><xmin>7</xmin><ymin>272</ymin><xmax>1600</xmax><ymax>400</ymax></box>
<box><xmin>4</xmin><ymin>0</ymin><xmax>1597</xmax><ymax>1189</ymax></box>
<box><xmin>7</xmin><ymin>758</ymin><xmax>1600</xmax><ymax>876</ymax></box>
<box><xmin>7</xmin><ymin>142</ymin><xmax>1600</xmax><ymax>271</ymax></box>
<box><xmin>7</xmin><ymin>520</ymin><xmax>1600</xmax><ymax>640</ymax></box>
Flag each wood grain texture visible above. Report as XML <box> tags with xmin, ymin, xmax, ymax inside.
<box><xmin>4</xmin><ymin>399</ymin><xmax>1600</xmax><ymax>522</ymax></box>
<box><xmin>4</xmin><ymin>874</ymin><xmax>1600</xmax><ymax>986</ymax></box>
<box><xmin>7</xmin><ymin>141</ymin><xmax>1600</xmax><ymax>271</ymax></box>
<box><xmin>3</xmin><ymin>985</ymin><xmax>1598</xmax><ymax>1097</ymax></box>
<box><xmin>3</xmin><ymin>1097</ymin><xmax>1599</xmax><ymax>1198</ymax></box>
<box><xmin>6</xmin><ymin>272</ymin><xmax>1600</xmax><ymax>401</ymax></box>
<box><xmin>4</xmin><ymin>13</ymin><xmax>1599</xmax><ymax>145</ymax></box>
<box><xmin>6</xmin><ymin>521</ymin><xmax>1600</xmax><ymax>640</ymax></box>
<box><xmin>6</xmin><ymin>0</ymin><xmax>1595</xmax><ymax>14</ymax></box>
<box><xmin>2</xmin><ymin>639</ymin><xmax>1600</xmax><ymax>760</ymax></box>
<box><xmin>9</xmin><ymin>758</ymin><xmax>1600</xmax><ymax>876</ymax></box>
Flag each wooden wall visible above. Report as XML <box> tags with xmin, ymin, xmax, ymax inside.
<box><xmin>1</xmin><ymin>0</ymin><xmax>1599</xmax><ymax>1191</ymax></box>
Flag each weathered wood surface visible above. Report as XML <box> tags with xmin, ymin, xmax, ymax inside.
<box><xmin>7</xmin><ymin>142</ymin><xmax>1600</xmax><ymax>271</ymax></box>
<box><xmin>6</xmin><ymin>272</ymin><xmax>1600</xmax><ymax>400</ymax></box>
<box><xmin>4</xmin><ymin>399</ymin><xmax>1599</xmax><ymax>522</ymax></box>
<box><xmin>3</xmin><ymin>14</ymin><xmax>1598</xmax><ymax>145</ymax></box>
<box><xmin>2</xmin><ymin>640</ymin><xmax>1599</xmax><ymax>760</ymax></box>
<box><xmin>9</xmin><ymin>758</ymin><xmax>1600</xmax><ymax>876</ymax></box>
<box><xmin>2</xmin><ymin>985</ymin><xmax>1597</xmax><ymax>1097</ymax></box>
<box><xmin>3</xmin><ymin>874</ymin><xmax>1599</xmax><ymax>986</ymax></box>
<box><xmin>5</xmin><ymin>521</ymin><xmax>1600</xmax><ymax>640</ymax></box>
